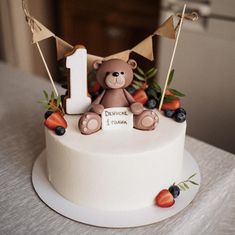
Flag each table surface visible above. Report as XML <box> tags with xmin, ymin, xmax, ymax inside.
<box><xmin>0</xmin><ymin>62</ymin><xmax>235</xmax><ymax>235</ymax></box>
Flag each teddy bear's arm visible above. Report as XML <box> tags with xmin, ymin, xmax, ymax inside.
<box><xmin>89</xmin><ymin>90</ymin><xmax>105</xmax><ymax>114</ymax></box>
<box><xmin>123</xmin><ymin>89</ymin><xmax>136</xmax><ymax>104</ymax></box>
<box><xmin>123</xmin><ymin>89</ymin><xmax>144</xmax><ymax>115</ymax></box>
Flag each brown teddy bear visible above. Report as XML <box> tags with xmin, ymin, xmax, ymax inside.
<box><xmin>79</xmin><ymin>58</ymin><xmax>159</xmax><ymax>134</ymax></box>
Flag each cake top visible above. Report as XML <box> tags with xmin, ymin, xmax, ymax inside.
<box><xmin>23</xmin><ymin>2</ymin><xmax>198</xmax><ymax>136</ymax></box>
<box><xmin>46</xmin><ymin>111</ymin><xmax>186</xmax><ymax>155</ymax></box>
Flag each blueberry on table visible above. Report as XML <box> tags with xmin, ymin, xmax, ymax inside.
<box><xmin>168</xmin><ymin>185</ymin><xmax>180</xmax><ymax>198</ymax></box>
<box><xmin>175</xmin><ymin>107</ymin><xmax>186</xmax><ymax>115</ymax></box>
<box><xmin>175</xmin><ymin>112</ymin><xmax>186</xmax><ymax>123</ymax></box>
<box><xmin>44</xmin><ymin>110</ymin><xmax>54</xmax><ymax>119</ymax></box>
<box><xmin>164</xmin><ymin>109</ymin><xmax>175</xmax><ymax>118</ymax></box>
<box><xmin>55</xmin><ymin>126</ymin><xmax>66</xmax><ymax>136</ymax></box>
<box><xmin>126</xmin><ymin>86</ymin><xmax>136</xmax><ymax>94</ymax></box>
<box><xmin>146</xmin><ymin>99</ymin><xmax>157</xmax><ymax>109</ymax></box>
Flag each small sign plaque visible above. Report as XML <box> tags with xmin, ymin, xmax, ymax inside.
<box><xmin>102</xmin><ymin>107</ymin><xmax>133</xmax><ymax>130</ymax></box>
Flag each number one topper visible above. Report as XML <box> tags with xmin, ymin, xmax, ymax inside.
<box><xmin>64</xmin><ymin>45</ymin><xmax>91</xmax><ymax>114</ymax></box>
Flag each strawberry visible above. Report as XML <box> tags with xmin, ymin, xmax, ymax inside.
<box><xmin>88</xmin><ymin>81</ymin><xmax>101</xmax><ymax>93</ymax></box>
<box><xmin>161</xmin><ymin>98</ymin><xmax>181</xmax><ymax>111</ymax></box>
<box><xmin>44</xmin><ymin>112</ymin><xmax>67</xmax><ymax>130</ymax></box>
<box><xmin>132</xmin><ymin>89</ymin><xmax>148</xmax><ymax>105</ymax></box>
<box><xmin>161</xmin><ymin>90</ymin><xmax>181</xmax><ymax>110</ymax></box>
<box><xmin>155</xmin><ymin>189</ymin><xmax>175</xmax><ymax>208</ymax></box>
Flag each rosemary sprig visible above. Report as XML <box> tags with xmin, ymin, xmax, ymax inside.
<box><xmin>176</xmin><ymin>173</ymin><xmax>199</xmax><ymax>191</ymax></box>
<box><xmin>38</xmin><ymin>90</ymin><xmax>65</xmax><ymax>115</ymax></box>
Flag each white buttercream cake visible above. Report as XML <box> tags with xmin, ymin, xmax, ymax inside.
<box><xmin>45</xmin><ymin>111</ymin><xmax>186</xmax><ymax>211</ymax></box>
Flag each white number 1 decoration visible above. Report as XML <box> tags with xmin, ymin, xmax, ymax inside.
<box><xmin>65</xmin><ymin>46</ymin><xmax>91</xmax><ymax>114</ymax></box>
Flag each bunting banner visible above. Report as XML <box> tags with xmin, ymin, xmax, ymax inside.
<box><xmin>132</xmin><ymin>36</ymin><xmax>154</xmax><ymax>60</ymax></box>
<box><xmin>55</xmin><ymin>36</ymin><xmax>73</xmax><ymax>60</ymax></box>
<box><xmin>31</xmin><ymin>18</ymin><xmax>55</xmax><ymax>43</ymax></box>
<box><xmin>25</xmin><ymin>16</ymin><xmax>176</xmax><ymax>64</ymax></box>
<box><xmin>105</xmin><ymin>50</ymin><xmax>130</xmax><ymax>61</ymax></box>
<box><xmin>154</xmin><ymin>16</ymin><xmax>176</xmax><ymax>39</ymax></box>
<box><xmin>23</xmin><ymin>0</ymin><xmax>198</xmax><ymax>70</ymax></box>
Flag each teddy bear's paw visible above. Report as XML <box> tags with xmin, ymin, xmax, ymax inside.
<box><xmin>79</xmin><ymin>112</ymin><xmax>101</xmax><ymax>135</ymax></box>
<box><xmin>134</xmin><ymin>110</ymin><xmax>159</xmax><ymax>130</ymax></box>
<box><xmin>130</xmin><ymin>102</ymin><xmax>144</xmax><ymax>115</ymax></box>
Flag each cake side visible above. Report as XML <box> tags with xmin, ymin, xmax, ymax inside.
<box><xmin>46</xmin><ymin>112</ymin><xmax>186</xmax><ymax>211</ymax></box>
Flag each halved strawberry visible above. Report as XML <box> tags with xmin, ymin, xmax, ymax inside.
<box><xmin>161</xmin><ymin>90</ymin><xmax>181</xmax><ymax>110</ymax></box>
<box><xmin>161</xmin><ymin>99</ymin><xmax>181</xmax><ymax>111</ymax></box>
<box><xmin>155</xmin><ymin>189</ymin><xmax>175</xmax><ymax>208</ymax></box>
<box><xmin>132</xmin><ymin>89</ymin><xmax>148</xmax><ymax>105</ymax></box>
<box><xmin>44</xmin><ymin>112</ymin><xmax>67</xmax><ymax>130</ymax></box>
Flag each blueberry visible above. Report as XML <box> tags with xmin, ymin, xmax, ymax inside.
<box><xmin>145</xmin><ymin>87</ymin><xmax>156</xmax><ymax>97</ymax></box>
<box><xmin>164</xmin><ymin>109</ymin><xmax>175</xmax><ymax>118</ymax></box>
<box><xmin>146</xmin><ymin>99</ymin><xmax>157</xmax><ymax>109</ymax></box>
<box><xmin>44</xmin><ymin>110</ymin><xmax>54</xmax><ymax>119</ymax></box>
<box><xmin>126</xmin><ymin>86</ymin><xmax>136</xmax><ymax>95</ymax></box>
<box><xmin>55</xmin><ymin>126</ymin><xmax>66</xmax><ymax>136</ymax></box>
<box><xmin>175</xmin><ymin>112</ymin><xmax>186</xmax><ymax>123</ymax></box>
<box><xmin>175</xmin><ymin>108</ymin><xmax>186</xmax><ymax>115</ymax></box>
<box><xmin>169</xmin><ymin>185</ymin><xmax>180</xmax><ymax>198</ymax></box>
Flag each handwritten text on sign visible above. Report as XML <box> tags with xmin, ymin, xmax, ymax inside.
<box><xmin>102</xmin><ymin>107</ymin><xmax>133</xmax><ymax>130</ymax></box>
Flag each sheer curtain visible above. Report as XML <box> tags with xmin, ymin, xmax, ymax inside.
<box><xmin>0</xmin><ymin>0</ymin><xmax>56</xmax><ymax>77</ymax></box>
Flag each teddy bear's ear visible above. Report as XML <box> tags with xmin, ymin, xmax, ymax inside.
<box><xmin>127</xmin><ymin>59</ymin><xmax>137</xmax><ymax>69</ymax></box>
<box><xmin>93</xmin><ymin>60</ymin><xmax>103</xmax><ymax>70</ymax></box>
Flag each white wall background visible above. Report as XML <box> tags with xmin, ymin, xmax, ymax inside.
<box><xmin>158</xmin><ymin>0</ymin><xmax>235</xmax><ymax>153</ymax></box>
<box><xmin>0</xmin><ymin>0</ymin><xmax>56</xmax><ymax>77</ymax></box>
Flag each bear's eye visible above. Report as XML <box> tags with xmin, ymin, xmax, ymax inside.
<box><xmin>121</xmin><ymin>72</ymin><xmax>124</xmax><ymax>75</ymax></box>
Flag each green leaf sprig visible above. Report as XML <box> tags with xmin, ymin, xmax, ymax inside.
<box><xmin>38</xmin><ymin>90</ymin><xmax>65</xmax><ymax>115</ymax></box>
<box><xmin>163</xmin><ymin>69</ymin><xmax>186</xmax><ymax>104</ymax></box>
<box><xmin>133</xmin><ymin>66</ymin><xmax>158</xmax><ymax>90</ymax></box>
<box><xmin>132</xmin><ymin>66</ymin><xmax>186</xmax><ymax>107</ymax></box>
<box><xmin>176</xmin><ymin>173</ymin><xmax>199</xmax><ymax>191</ymax></box>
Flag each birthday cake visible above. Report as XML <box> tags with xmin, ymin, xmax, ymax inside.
<box><xmin>29</xmin><ymin>5</ymin><xmax>199</xmax><ymax>212</ymax></box>
<box><xmin>42</xmin><ymin>51</ymin><xmax>188</xmax><ymax>211</ymax></box>
<box><xmin>45</xmin><ymin>112</ymin><xmax>186</xmax><ymax>211</ymax></box>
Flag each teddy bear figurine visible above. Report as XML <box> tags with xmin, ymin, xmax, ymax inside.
<box><xmin>79</xmin><ymin>58</ymin><xmax>159</xmax><ymax>135</ymax></box>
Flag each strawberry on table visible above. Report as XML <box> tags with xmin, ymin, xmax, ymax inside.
<box><xmin>155</xmin><ymin>189</ymin><xmax>175</xmax><ymax>208</ymax></box>
<box><xmin>44</xmin><ymin>112</ymin><xmax>67</xmax><ymax>130</ymax></box>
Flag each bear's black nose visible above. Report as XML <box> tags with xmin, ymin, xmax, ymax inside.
<box><xmin>112</xmin><ymin>72</ymin><xmax>119</xmax><ymax>77</ymax></box>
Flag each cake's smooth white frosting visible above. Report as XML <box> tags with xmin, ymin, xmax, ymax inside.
<box><xmin>45</xmin><ymin>111</ymin><xmax>186</xmax><ymax>211</ymax></box>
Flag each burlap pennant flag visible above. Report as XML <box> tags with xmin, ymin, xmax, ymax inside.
<box><xmin>32</xmin><ymin>18</ymin><xmax>55</xmax><ymax>43</ymax></box>
<box><xmin>87</xmin><ymin>54</ymin><xmax>104</xmax><ymax>73</ymax></box>
<box><xmin>55</xmin><ymin>36</ymin><xmax>73</xmax><ymax>60</ymax></box>
<box><xmin>154</xmin><ymin>16</ymin><xmax>176</xmax><ymax>39</ymax></box>
<box><xmin>105</xmin><ymin>50</ymin><xmax>130</xmax><ymax>61</ymax></box>
<box><xmin>132</xmin><ymin>36</ymin><xmax>154</xmax><ymax>61</ymax></box>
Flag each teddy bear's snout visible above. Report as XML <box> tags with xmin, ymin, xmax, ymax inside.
<box><xmin>105</xmin><ymin>71</ymin><xmax>126</xmax><ymax>88</ymax></box>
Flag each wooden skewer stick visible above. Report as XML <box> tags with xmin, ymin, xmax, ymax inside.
<box><xmin>158</xmin><ymin>4</ymin><xmax>186</xmax><ymax>111</ymax></box>
<box><xmin>36</xmin><ymin>42</ymin><xmax>59</xmax><ymax>97</ymax></box>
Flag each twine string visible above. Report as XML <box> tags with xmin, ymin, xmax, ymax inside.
<box><xmin>21</xmin><ymin>0</ymin><xmax>59</xmax><ymax>97</ymax></box>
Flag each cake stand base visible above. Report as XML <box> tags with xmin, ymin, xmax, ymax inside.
<box><xmin>32</xmin><ymin>149</ymin><xmax>200</xmax><ymax>228</ymax></box>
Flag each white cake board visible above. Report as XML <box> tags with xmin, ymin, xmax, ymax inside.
<box><xmin>32</xmin><ymin>150</ymin><xmax>200</xmax><ymax>228</ymax></box>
